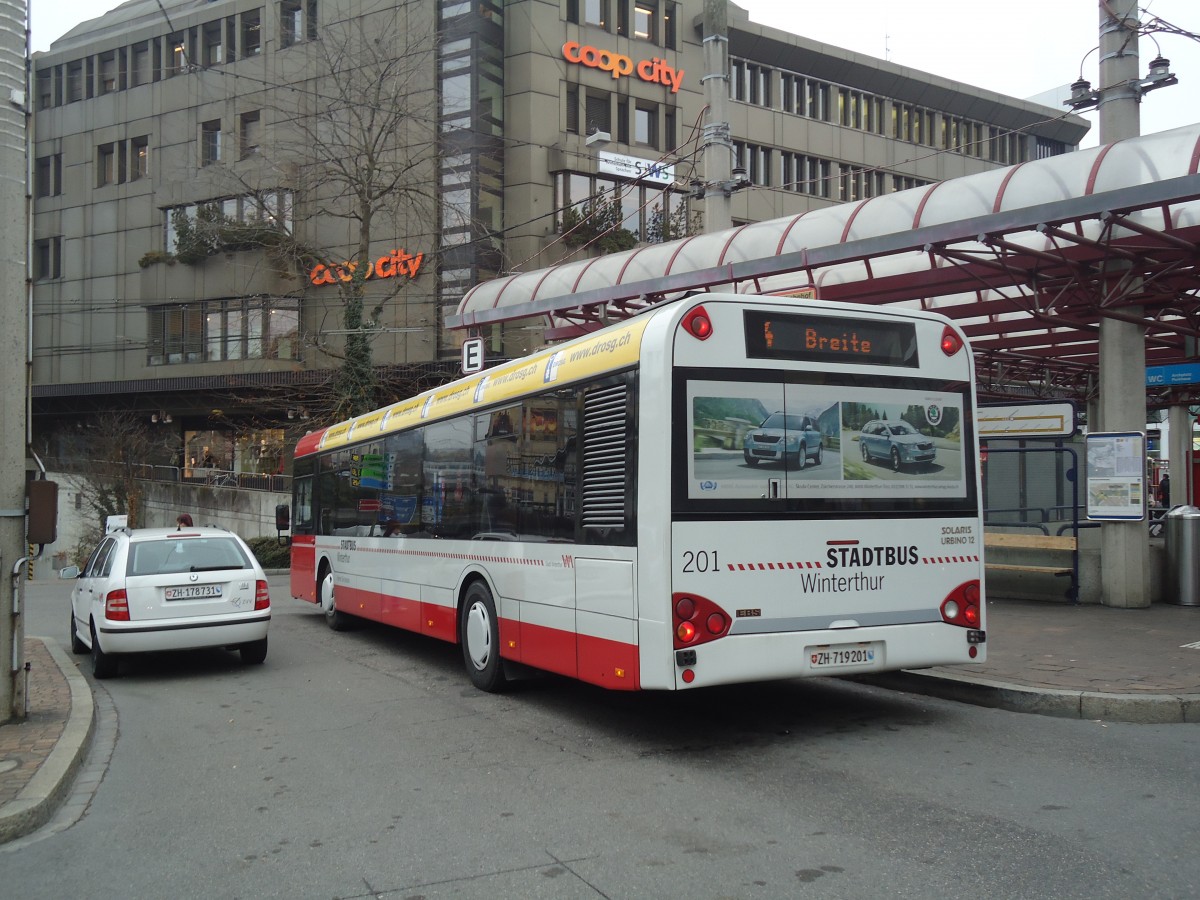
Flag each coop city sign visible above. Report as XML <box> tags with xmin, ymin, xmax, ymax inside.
<box><xmin>309</xmin><ymin>248</ymin><xmax>424</xmax><ymax>286</ymax></box>
<box><xmin>562</xmin><ymin>41</ymin><xmax>685</xmax><ymax>93</ymax></box>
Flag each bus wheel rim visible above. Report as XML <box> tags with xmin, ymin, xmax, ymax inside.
<box><xmin>465</xmin><ymin>601</ymin><xmax>491</xmax><ymax>670</ymax></box>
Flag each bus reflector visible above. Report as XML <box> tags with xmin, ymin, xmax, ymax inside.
<box><xmin>682</xmin><ymin>306</ymin><xmax>713</xmax><ymax>340</ymax></box>
<box><xmin>940</xmin><ymin>325</ymin><xmax>964</xmax><ymax>356</ymax></box>
<box><xmin>681</xmin><ymin>669</ymin><xmax>696</xmax><ymax>684</ymax></box>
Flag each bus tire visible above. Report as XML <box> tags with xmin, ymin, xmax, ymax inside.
<box><xmin>320</xmin><ymin>567</ymin><xmax>352</xmax><ymax>631</ymax></box>
<box><xmin>461</xmin><ymin>581</ymin><xmax>507</xmax><ymax>693</ymax></box>
<box><xmin>70</xmin><ymin>611</ymin><xmax>87</xmax><ymax>654</ymax></box>
<box><xmin>91</xmin><ymin>622</ymin><xmax>118</xmax><ymax>679</ymax></box>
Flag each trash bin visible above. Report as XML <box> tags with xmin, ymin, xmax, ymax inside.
<box><xmin>1164</xmin><ymin>505</ymin><xmax>1200</xmax><ymax>606</ymax></box>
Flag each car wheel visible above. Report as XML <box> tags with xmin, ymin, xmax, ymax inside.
<box><xmin>240</xmin><ymin>637</ymin><xmax>268</xmax><ymax>665</ymax></box>
<box><xmin>890</xmin><ymin>447</ymin><xmax>902</xmax><ymax>472</ymax></box>
<box><xmin>90</xmin><ymin>622</ymin><xmax>118</xmax><ymax>679</ymax></box>
<box><xmin>744</xmin><ymin>453</ymin><xmax>759</xmax><ymax>467</ymax></box>
<box><xmin>794</xmin><ymin>444</ymin><xmax>806</xmax><ymax>470</ymax></box>
<box><xmin>320</xmin><ymin>568</ymin><xmax>352</xmax><ymax>631</ymax></box>
<box><xmin>461</xmin><ymin>581</ymin><xmax>507</xmax><ymax>693</ymax></box>
<box><xmin>70</xmin><ymin>611</ymin><xmax>87</xmax><ymax>655</ymax></box>
<box><xmin>861</xmin><ymin>441</ymin><xmax>870</xmax><ymax>462</ymax></box>
<box><xmin>812</xmin><ymin>444</ymin><xmax>822</xmax><ymax>466</ymax></box>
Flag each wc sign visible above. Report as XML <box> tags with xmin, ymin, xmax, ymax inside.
<box><xmin>461</xmin><ymin>338</ymin><xmax>485</xmax><ymax>374</ymax></box>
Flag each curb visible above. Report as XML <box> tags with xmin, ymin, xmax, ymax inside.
<box><xmin>855</xmin><ymin>669</ymin><xmax>1200</xmax><ymax>724</ymax></box>
<box><xmin>0</xmin><ymin>639</ymin><xmax>95</xmax><ymax>844</ymax></box>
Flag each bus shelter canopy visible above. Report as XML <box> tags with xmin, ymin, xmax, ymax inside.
<box><xmin>451</xmin><ymin>125</ymin><xmax>1200</xmax><ymax>406</ymax></box>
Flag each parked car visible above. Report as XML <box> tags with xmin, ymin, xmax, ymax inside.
<box><xmin>743</xmin><ymin>411</ymin><xmax>823</xmax><ymax>468</ymax></box>
<box><xmin>859</xmin><ymin>419</ymin><xmax>936</xmax><ymax>471</ymax></box>
<box><xmin>66</xmin><ymin>526</ymin><xmax>271</xmax><ymax>678</ymax></box>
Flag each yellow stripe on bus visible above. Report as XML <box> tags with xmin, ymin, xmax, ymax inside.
<box><xmin>317</xmin><ymin>315</ymin><xmax>651</xmax><ymax>451</ymax></box>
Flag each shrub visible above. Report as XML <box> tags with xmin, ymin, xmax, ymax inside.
<box><xmin>246</xmin><ymin>536</ymin><xmax>291</xmax><ymax>570</ymax></box>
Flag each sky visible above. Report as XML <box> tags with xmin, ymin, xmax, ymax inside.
<box><xmin>27</xmin><ymin>0</ymin><xmax>1200</xmax><ymax>147</ymax></box>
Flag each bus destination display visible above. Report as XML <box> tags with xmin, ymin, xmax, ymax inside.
<box><xmin>744</xmin><ymin>310</ymin><xmax>918</xmax><ymax>367</ymax></box>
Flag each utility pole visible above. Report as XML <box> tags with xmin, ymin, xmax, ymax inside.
<box><xmin>1096</xmin><ymin>0</ymin><xmax>1148</xmax><ymax>607</ymax></box>
<box><xmin>700</xmin><ymin>0</ymin><xmax>732</xmax><ymax>233</ymax></box>
<box><xmin>0</xmin><ymin>3</ymin><xmax>29</xmax><ymax>721</ymax></box>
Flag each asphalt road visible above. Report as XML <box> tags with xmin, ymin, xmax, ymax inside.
<box><xmin>3</xmin><ymin>575</ymin><xmax>1198</xmax><ymax>899</ymax></box>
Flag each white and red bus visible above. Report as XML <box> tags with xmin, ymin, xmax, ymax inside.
<box><xmin>288</xmin><ymin>294</ymin><xmax>985</xmax><ymax>691</ymax></box>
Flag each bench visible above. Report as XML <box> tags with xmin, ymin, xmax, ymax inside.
<box><xmin>983</xmin><ymin>532</ymin><xmax>1079</xmax><ymax>602</ymax></box>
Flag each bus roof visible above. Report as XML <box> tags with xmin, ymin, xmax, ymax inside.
<box><xmin>296</xmin><ymin>313</ymin><xmax>653</xmax><ymax>457</ymax></box>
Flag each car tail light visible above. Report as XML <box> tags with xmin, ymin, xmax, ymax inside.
<box><xmin>105</xmin><ymin>589</ymin><xmax>130</xmax><ymax>621</ymax></box>
<box><xmin>681</xmin><ymin>305</ymin><xmax>713</xmax><ymax>340</ymax></box>
<box><xmin>672</xmin><ymin>592</ymin><xmax>731</xmax><ymax>649</ymax></box>
<box><xmin>940</xmin><ymin>324</ymin><xmax>964</xmax><ymax>356</ymax></box>
<box><xmin>255</xmin><ymin>580</ymin><xmax>271</xmax><ymax>610</ymax></box>
<box><xmin>940</xmin><ymin>580</ymin><xmax>981</xmax><ymax>628</ymax></box>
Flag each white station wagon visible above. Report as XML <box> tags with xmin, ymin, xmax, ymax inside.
<box><xmin>67</xmin><ymin>526</ymin><xmax>271</xmax><ymax>678</ymax></box>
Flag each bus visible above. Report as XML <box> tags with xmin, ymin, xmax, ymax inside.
<box><xmin>287</xmin><ymin>294</ymin><xmax>985</xmax><ymax>691</ymax></box>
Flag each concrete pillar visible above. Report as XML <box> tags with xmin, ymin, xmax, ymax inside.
<box><xmin>1168</xmin><ymin>405</ymin><xmax>1192</xmax><ymax>507</ymax></box>
<box><xmin>701</xmin><ymin>0</ymin><xmax>732</xmax><ymax>233</ymax></box>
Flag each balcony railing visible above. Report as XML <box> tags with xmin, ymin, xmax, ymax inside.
<box><xmin>44</xmin><ymin>457</ymin><xmax>291</xmax><ymax>494</ymax></box>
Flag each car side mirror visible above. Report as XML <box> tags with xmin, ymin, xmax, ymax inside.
<box><xmin>59</xmin><ymin>565</ymin><xmax>81</xmax><ymax>579</ymax></box>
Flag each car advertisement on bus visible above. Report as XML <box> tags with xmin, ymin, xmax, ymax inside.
<box><xmin>687</xmin><ymin>380</ymin><xmax>966</xmax><ymax>500</ymax></box>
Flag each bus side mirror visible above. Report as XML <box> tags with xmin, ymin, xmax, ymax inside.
<box><xmin>275</xmin><ymin>503</ymin><xmax>290</xmax><ymax>531</ymax></box>
<box><xmin>28</xmin><ymin>479</ymin><xmax>58</xmax><ymax>545</ymax></box>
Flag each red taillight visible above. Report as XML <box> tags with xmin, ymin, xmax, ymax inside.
<box><xmin>255</xmin><ymin>580</ymin><xmax>271</xmax><ymax>611</ymax></box>
<box><xmin>940</xmin><ymin>324</ymin><xmax>964</xmax><ymax>356</ymax></box>
<box><xmin>672</xmin><ymin>592</ymin><xmax>731</xmax><ymax>650</ymax></box>
<box><xmin>105</xmin><ymin>589</ymin><xmax>130</xmax><ymax>621</ymax></box>
<box><xmin>682</xmin><ymin>305</ymin><xmax>713</xmax><ymax>340</ymax></box>
<box><xmin>940</xmin><ymin>580</ymin><xmax>981</xmax><ymax>628</ymax></box>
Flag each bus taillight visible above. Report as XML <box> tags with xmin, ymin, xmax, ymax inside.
<box><xmin>940</xmin><ymin>325</ymin><xmax>964</xmax><ymax>356</ymax></box>
<box><xmin>673</xmin><ymin>592</ymin><xmax>731</xmax><ymax>649</ymax></box>
<box><xmin>940</xmin><ymin>580</ymin><xmax>981</xmax><ymax>628</ymax></box>
<box><xmin>682</xmin><ymin>306</ymin><xmax>713</xmax><ymax>340</ymax></box>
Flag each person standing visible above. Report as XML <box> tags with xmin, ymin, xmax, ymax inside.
<box><xmin>1159</xmin><ymin>472</ymin><xmax>1171</xmax><ymax>508</ymax></box>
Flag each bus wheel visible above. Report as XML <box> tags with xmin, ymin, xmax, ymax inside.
<box><xmin>320</xmin><ymin>568</ymin><xmax>351</xmax><ymax>631</ymax></box>
<box><xmin>461</xmin><ymin>581</ymin><xmax>507</xmax><ymax>693</ymax></box>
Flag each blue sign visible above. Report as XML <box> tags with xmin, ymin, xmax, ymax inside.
<box><xmin>1146</xmin><ymin>362</ymin><xmax>1200</xmax><ymax>386</ymax></box>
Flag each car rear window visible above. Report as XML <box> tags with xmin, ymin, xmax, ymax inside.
<box><xmin>128</xmin><ymin>537</ymin><xmax>252</xmax><ymax>576</ymax></box>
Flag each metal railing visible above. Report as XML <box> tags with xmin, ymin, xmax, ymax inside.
<box><xmin>44</xmin><ymin>457</ymin><xmax>291</xmax><ymax>494</ymax></box>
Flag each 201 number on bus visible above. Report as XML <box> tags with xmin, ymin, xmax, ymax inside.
<box><xmin>682</xmin><ymin>550</ymin><xmax>719</xmax><ymax>573</ymax></box>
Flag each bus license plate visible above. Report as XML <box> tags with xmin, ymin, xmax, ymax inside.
<box><xmin>165</xmin><ymin>585</ymin><xmax>223</xmax><ymax>600</ymax></box>
<box><xmin>808</xmin><ymin>642</ymin><xmax>878</xmax><ymax>669</ymax></box>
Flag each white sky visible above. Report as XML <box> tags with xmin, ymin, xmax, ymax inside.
<box><xmin>28</xmin><ymin>0</ymin><xmax>1200</xmax><ymax>147</ymax></box>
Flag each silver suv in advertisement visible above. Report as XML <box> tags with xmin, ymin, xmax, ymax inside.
<box><xmin>859</xmin><ymin>419</ymin><xmax>936</xmax><ymax>471</ymax></box>
<box><xmin>743</xmin><ymin>412</ymin><xmax>823</xmax><ymax>468</ymax></box>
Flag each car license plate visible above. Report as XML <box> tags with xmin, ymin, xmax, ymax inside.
<box><xmin>164</xmin><ymin>584</ymin><xmax>223</xmax><ymax>600</ymax></box>
<box><xmin>808</xmin><ymin>642</ymin><xmax>879</xmax><ymax>669</ymax></box>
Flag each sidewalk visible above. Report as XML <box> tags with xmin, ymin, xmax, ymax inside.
<box><xmin>2</xmin><ymin>598</ymin><xmax>1199</xmax><ymax>844</ymax></box>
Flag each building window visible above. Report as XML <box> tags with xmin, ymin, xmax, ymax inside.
<box><xmin>634</xmin><ymin>102</ymin><xmax>657</xmax><ymax>148</ymax></box>
<box><xmin>65</xmin><ymin>62</ymin><xmax>83</xmax><ymax>103</ymax></box>
<box><xmin>241</xmin><ymin>10</ymin><xmax>262</xmax><ymax>56</ymax></box>
<box><xmin>130</xmin><ymin>42</ymin><xmax>151</xmax><ymax>86</ymax></box>
<box><xmin>584</xmin><ymin>0</ymin><xmax>608</xmax><ymax>28</ymax></box>
<box><xmin>201</xmin><ymin>120</ymin><xmax>222</xmax><ymax>166</ymax></box>
<box><xmin>733</xmin><ymin>141</ymin><xmax>770</xmax><ymax>187</ymax></box>
<box><xmin>35</xmin><ymin>154</ymin><xmax>62</xmax><ymax>198</ymax></box>
<box><xmin>239</xmin><ymin>111</ymin><xmax>261</xmax><ymax>158</ymax></box>
<box><xmin>203</xmin><ymin>22</ymin><xmax>224</xmax><ymax>66</ymax></box>
<box><xmin>98</xmin><ymin>52</ymin><xmax>118</xmax><ymax>94</ymax></box>
<box><xmin>585</xmin><ymin>90</ymin><xmax>611</xmax><ymax>137</ymax></box>
<box><xmin>168</xmin><ymin>33</ymin><xmax>187</xmax><ymax>75</ymax></box>
<box><xmin>280</xmin><ymin>1</ymin><xmax>303</xmax><ymax>48</ymax></box>
<box><xmin>566</xmin><ymin>0</ymin><xmax>579</xmax><ymax>24</ymax></box>
<box><xmin>633</xmin><ymin>1</ymin><xmax>657</xmax><ymax>42</ymax></box>
<box><xmin>664</xmin><ymin>2</ymin><xmax>677</xmax><ymax>50</ymax></box>
<box><xmin>566</xmin><ymin>85</ymin><xmax>579</xmax><ymax>134</ymax></box>
<box><xmin>97</xmin><ymin>143</ymin><xmax>116</xmax><ymax>186</ymax></box>
<box><xmin>34</xmin><ymin>237</ymin><xmax>63</xmax><ymax>280</ymax></box>
<box><xmin>149</xmin><ymin>297</ymin><xmax>299</xmax><ymax>366</ymax></box>
<box><xmin>131</xmin><ymin>137</ymin><xmax>149</xmax><ymax>180</ymax></box>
